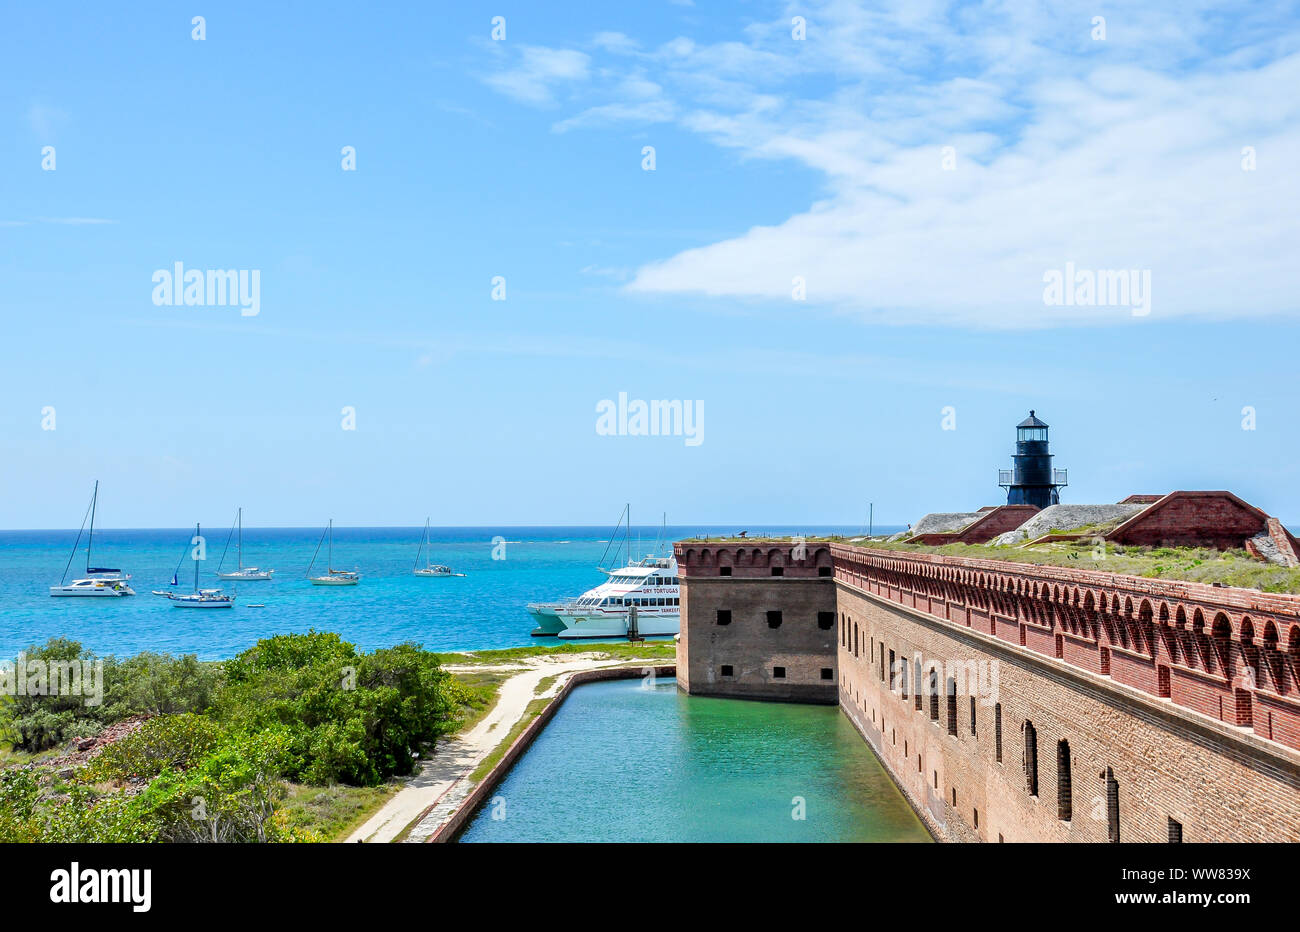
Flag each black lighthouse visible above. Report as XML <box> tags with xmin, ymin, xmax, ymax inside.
<box><xmin>998</xmin><ymin>411</ymin><xmax>1067</xmax><ymax>509</ymax></box>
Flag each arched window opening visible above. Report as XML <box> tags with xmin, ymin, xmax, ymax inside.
<box><xmin>1023</xmin><ymin>721</ymin><xmax>1038</xmax><ymax>796</ymax></box>
<box><xmin>1057</xmin><ymin>740</ymin><xmax>1072</xmax><ymax>821</ymax></box>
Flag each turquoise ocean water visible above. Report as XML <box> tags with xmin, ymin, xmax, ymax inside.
<box><xmin>459</xmin><ymin>677</ymin><xmax>931</xmax><ymax>842</ymax></box>
<box><xmin>0</xmin><ymin>525</ymin><xmax>882</xmax><ymax>660</ymax></box>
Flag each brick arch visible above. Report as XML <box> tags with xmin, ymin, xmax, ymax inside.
<box><xmin>699</xmin><ymin>548</ymin><xmax>714</xmax><ymax>565</ymax></box>
<box><xmin>1158</xmin><ymin>612</ymin><xmax>1178</xmax><ymax>664</ymax></box>
<box><xmin>1190</xmin><ymin>609</ymin><xmax>1211</xmax><ymax>672</ymax></box>
<box><xmin>1212</xmin><ymin>612</ymin><xmax>1233</xmax><ymax>677</ymax></box>
<box><xmin>1240</xmin><ymin>616</ymin><xmax>1263</xmax><ymax>689</ymax></box>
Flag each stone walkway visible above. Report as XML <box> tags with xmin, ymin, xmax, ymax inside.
<box><xmin>346</xmin><ymin>653</ymin><xmax>661</xmax><ymax>843</ymax></box>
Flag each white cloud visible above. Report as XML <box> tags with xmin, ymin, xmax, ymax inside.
<box><xmin>483</xmin><ymin>46</ymin><xmax>590</xmax><ymax>106</ymax></box>
<box><xmin>483</xmin><ymin>2</ymin><xmax>1300</xmax><ymax>327</ymax></box>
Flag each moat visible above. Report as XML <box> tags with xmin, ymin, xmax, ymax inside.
<box><xmin>458</xmin><ymin>677</ymin><xmax>931</xmax><ymax>843</ymax></box>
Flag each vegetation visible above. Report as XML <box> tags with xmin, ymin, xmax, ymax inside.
<box><xmin>468</xmin><ymin>697</ymin><xmax>550</xmax><ymax>783</ymax></box>
<box><xmin>279</xmin><ymin>781</ymin><xmax>403</xmax><ymax>842</ymax></box>
<box><xmin>0</xmin><ymin>631</ymin><xmax>469</xmax><ymax>843</ymax></box>
<box><xmin>0</xmin><ymin>638</ymin><xmax>218</xmax><ymax>752</ymax></box>
<box><xmin>434</xmin><ymin>639</ymin><xmax>676</xmax><ymax>666</ymax></box>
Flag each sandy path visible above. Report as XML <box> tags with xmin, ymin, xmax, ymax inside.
<box><xmin>346</xmin><ymin>654</ymin><xmax>662</xmax><ymax>843</ymax></box>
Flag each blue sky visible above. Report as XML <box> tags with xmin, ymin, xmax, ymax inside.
<box><xmin>2</xmin><ymin>1</ymin><xmax>1298</xmax><ymax>529</ymax></box>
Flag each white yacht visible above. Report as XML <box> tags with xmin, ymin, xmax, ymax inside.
<box><xmin>49</xmin><ymin>481</ymin><xmax>135</xmax><ymax>597</ymax></box>
<box><xmin>308</xmin><ymin>520</ymin><xmax>360</xmax><ymax>586</ymax></box>
<box><xmin>548</xmin><ymin>556</ymin><xmax>680</xmax><ymax>639</ymax></box>
<box><xmin>413</xmin><ymin>518</ymin><xmax>465</xmax><ymax>577</ymax></box>
<box><xmin>153</xmin><ymin>523</ymin><xmax>235</xmax><ymax>607</ymax></box>
<box><xmin>51</xmin><ymin>576</ymin><xmax>135</xmax><ymax>598</ymax></box>
<box><xmin>216</xmin><ymin>507</ymin><xmax>274</xmax><ymax>580</ymax></box>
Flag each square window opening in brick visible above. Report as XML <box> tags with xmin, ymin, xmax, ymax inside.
<box><xmin>817</xmin><ymin>611</ymin><xmax>834</xmax><ymax>630</ymax></box>
<box><xmin>719</xmin><ymin>566</ymin><xmax>732</xmax><ymax>576</ymax></box>
<box><xmin>818</xmin><ymin>566</ymin><xmax>832</xmax><ymax>577</ymax></box>
<box><xmin>771</xmin><ymin>566</ymin><xmax>784</xmax><ymax>576</ymax></box>
<box><xmin>820</xmin><ymin>668</ymin><xmax>833</xmax><ymax>680</ymax></box>
<box><xmin>767</xmin><ymin>610</ymin><xmax>783</xmax><ymax>629</ymax></box>
<box><xmin>1167</xmin><ymin>817</ymin><xmax>1183</xmax><ymax>843</ymax></box>
<box><xmin>773</xmin><ymin>666</ymin><xmax>786</xmax><ymax>679</ymax></box>
<box><xmin>720</xmin><ymin>665</ymin><xmax>733</xmax><ymax>677</ymax></box>
<box><xmin>716</xmin><ymin>609</ymin><xmax>731</xmax><ymax>626</ymax></box>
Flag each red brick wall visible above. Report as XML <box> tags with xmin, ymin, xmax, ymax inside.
<box><xmin>837</xmin><ymin>586</ymin><xmax>1300</xmax><ymax>842</ymax></box>
<box><xmin>674</xmin><ymin>538</ymin><xmax>1300</xmax><ymax>841</ymax></box>
<box><xmin>1108</xmin><ymin>491</ymin><xmax>1267</xmax><ymax>548</ymax></box>
<box><xmin>957</xmin><ymin>505</ymin><xmax>1040</xmax><ymax>543</ymax></box>
<box><xmin>831</xmin><ymin>543</ymin><xmax>1300</xmax><ymax>753</ymax></box>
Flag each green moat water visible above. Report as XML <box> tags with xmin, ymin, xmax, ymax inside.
<box><xmin>458</xmin><ymin>677</ymin><xmax>932</xmax><ymax>843</ymax></box>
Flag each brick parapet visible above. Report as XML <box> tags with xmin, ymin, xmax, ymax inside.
<box><xmin>832</xmin><ymin>544</ymin><xmax>1300</xmax><ymax>752</ymax></box>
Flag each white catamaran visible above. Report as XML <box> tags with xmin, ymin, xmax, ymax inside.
<box><xmin>152</xmin><ymin>523</ymin><xmax>235</xmax><ymax>607</ymax></box>
<box><xmin>308</xmin><ymin>520</ymin><xmax>360</xmax><ymax>585</ymax></box>
<box><xmin>49</xmin><ymin>481</ymin><xmax>135</xmax><ymax>597</ymax></box>
<box><xmin>413</xmin><ymin>518</ymin><xmax>465</xmax><ymax>577</ymax></box>
<box><xmin>216</xmin><ymin>507</ymin><xmax>274</xmax><ymax>580</ymax></box>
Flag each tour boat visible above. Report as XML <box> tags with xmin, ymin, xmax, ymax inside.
<box><xmin>548</xmin><ymin>556</ymin><xmax>680</xmax><ymax>638</ymax></box>
<box><xmin>49</xmin><ymin>481</ymin><xmax>135</xmax><ymax>597</ymax></box>
<box><xmin>308</xmin><ymin>520</ymin><xmax>360</xmax><ymax>585</ymax></box>
<box><xmin>216</xmin><ymin>507</ymin><xmax>273</xmax><ymax>580</ymax></box>
<box><xmin>527</xmin><ymin>505</ymin><xmax>678</xmax><ymax>638</ymax></box>
<box><xmin>412</xmin><ymin>518</ymin><xmax>465</xmax><ymax>576</ymax></box>
<box><xmin>152</xmin><ymin>523</ymin><xmax>235</xmax><ymax>607</ymax></box>
<box><xmin>526</xmin><ymin>602</ymin><xmax>569</xmax><ymax>635</ymax></box>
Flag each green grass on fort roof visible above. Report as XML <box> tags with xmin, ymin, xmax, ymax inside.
<box><xmin>683</xmin><ymin>533</ymin><xmax>1300</xmax><ymax>592</ymax></box>
<box><xmin>847</xmin><ymin>538</ymin><xmax>1300</xmax><ymax>594</ymax></box>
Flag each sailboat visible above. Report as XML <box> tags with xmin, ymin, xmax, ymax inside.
<box><xmin>152</xmin><ymin>523</ymin><xmax>235</xmax><ymax>607</ymax></box>
<box><xmin>216</xmin><ymin>508</ymin><xmax>274</xmax><ymax>580</ymax></box>
<box><xmin>49</xmin><ymin>481</ymin><xmax>135</xmax><ymax>597</ymax></box>
<box><xmin>413</xmin><ymin>517</ymin><xmax>465</xmax><ymax>577</ymax></box>
<box><xmin>308</xmin><ymin>520</ymin><xmax>360</xmax><ymax>585</ymax></box>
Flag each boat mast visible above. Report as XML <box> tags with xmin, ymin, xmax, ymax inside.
<box><xmin>307</xmin><ymin>523</ymin><xmax>328</xmax><ymax>578</ymax></box>
<box><xmin>328</xmin><ymin>519</ymin><xmax>333</xmax><ymax>572</ymax></box>
<box><xmin>193</xmin><ymin>523</ymin><xmax>201</xmax><ymax>593</ymax></box>
<box><xmin>237</xmin><ymin>507</ymin><xmax>243</xmax><ymax>570</ymax></box>
<box><xmin>415</xmin><ymin>517</ymin><xmax>429</xmax><ymax>570</ymax></box>
<box><xmin>86</xmin><ymin>480</ymin><xmax>98</xmax><ymax>574</ymax></box>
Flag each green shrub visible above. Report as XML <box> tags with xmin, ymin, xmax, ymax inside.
<box><xmin>83</xmin><ymin>713</ymin><xmax>225</xmax><ymax>783</ymax></box>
